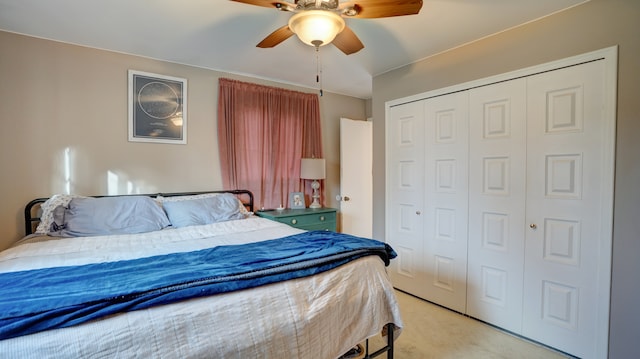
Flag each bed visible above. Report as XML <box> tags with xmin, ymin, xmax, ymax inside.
<box><xmin>0</xmin><ymin>190</ymin><xmax>402</xmax><ymax>358</ymax></box>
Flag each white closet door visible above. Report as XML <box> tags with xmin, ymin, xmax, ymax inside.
<box><xmin>523</xmin><ymin>60</ymin><xmax>610</xmax><ymax>358</ymax></box>
<box><xmin>467</xmin><ymin>79</ymin><xmax>527</xmax><ymax>332</ymax></box>
<box><xmin>386</xmin><ymin>101</ymin><xmax>427</xmax><ymax>297</ymax></box>
<box><xmin>422</xmin><ymin>92</ymin><xmax>469</xmax><ymax>312</ymax></box>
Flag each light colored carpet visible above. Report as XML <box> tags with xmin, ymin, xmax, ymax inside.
<box><xmin>366</xmin><ymin>290</ymin><xmax>573</xmax><ymax>359</ymax></box>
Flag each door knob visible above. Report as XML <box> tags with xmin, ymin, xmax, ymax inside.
<box><xmin>529</xmin><ymin>223</ymin><xmax>537</xmax><ymax>229</ymax></box>
<box><xmin>336</xmin><ymin>195</ymin><xmax>351</xmax><ymax>202</ymax></box>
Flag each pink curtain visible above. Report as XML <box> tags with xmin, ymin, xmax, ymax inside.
<box><xmin>217</xmin><ymin>78</ymin><xmax>323</xmax><ymax>210</ymax></box>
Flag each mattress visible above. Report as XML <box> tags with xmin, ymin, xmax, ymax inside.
<box><xmin>0</xmin><ymin>216</ymin><xmax>403</xmax><ymax>358</ymax></box>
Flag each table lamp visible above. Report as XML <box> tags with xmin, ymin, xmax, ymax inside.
<box><xmin>300</xmin><ymin>158</ymin><xmax>325</xmax><ymax>209</ymax></box>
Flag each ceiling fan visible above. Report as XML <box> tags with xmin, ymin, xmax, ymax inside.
<box><xmin>231</xmin><ymin>0</ymin><xmax>423</xmax><ymax>55</ymax></box>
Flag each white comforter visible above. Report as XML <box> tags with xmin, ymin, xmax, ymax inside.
<box><xmin>0</xmin><ymin>217</ymin><xmax>403</xmax><ymax>359</ymax></box>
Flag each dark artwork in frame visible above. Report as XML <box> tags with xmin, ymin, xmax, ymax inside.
<box><xmin>128</xmin><ymin>70</ymin><xmax>187</xmax><ymax>144</ymax></box>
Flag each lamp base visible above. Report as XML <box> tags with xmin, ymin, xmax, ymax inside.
<box><xmin>309</xmin><ymin>198</ymin><xmax>321</xmax><ymax>209</ymax></box>
<box><xmin>309</xmin><ymin>179</ymin><xmax>322</xmax><ymax>208</ymax></box>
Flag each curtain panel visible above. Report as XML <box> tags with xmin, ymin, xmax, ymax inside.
<box><xmin>217</xmin><ymin>78</ymin><xmax>323</xmax><ymax>210</ymax></box>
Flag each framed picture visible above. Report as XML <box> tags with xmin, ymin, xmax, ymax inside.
<box><xmin>289</xmin><ymin>192</ymin><xmax>306</xmax><ymax>209</ymax></box>
<box><xmin>128</xmin><ymin>70</ymin><xmax>187</xmax><ymax>144</ymax></box>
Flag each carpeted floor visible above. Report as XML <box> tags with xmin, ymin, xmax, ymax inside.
<box><xmin>365</xmin><ymin>290</ymin><xmax>573</xmax><ymax>359</ymax></box>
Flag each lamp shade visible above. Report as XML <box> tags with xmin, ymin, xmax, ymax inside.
<box><xmin>300</xmin><ymin>158</ymin><xmax>326</xmax><ymax>180</ymax></box>
<box><xmin>288</xmin><ymin>10</ymin><xmax>345</xmax><ymax>47</ymax></box>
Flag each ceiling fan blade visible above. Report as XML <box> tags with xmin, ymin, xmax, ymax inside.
<box><xmin>256</xmin><ymin>25</ymin><xmax>295</xmax><ymax>48</ymax></box>
<box><xmin>230</xmin><ymin>0</ymin><xmax>295</xmax><ymax>11</ymax></box>
<box><xmin>340</xmin><ymin>0</ymin><xmax>423</xmax><ymax>18</ymax></box>
<box><xmin>332</xmin><ymin>26</ymin><xmax>364</xmax><ymax>55</ymax></box>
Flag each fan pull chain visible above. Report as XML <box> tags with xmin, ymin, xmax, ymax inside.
<box><xmin>315</xmin><ymin>44</ymin><xmax>323</xmax><ymax>97</ymax></box>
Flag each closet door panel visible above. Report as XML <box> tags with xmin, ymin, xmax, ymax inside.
<box><xmin>422</xmin><ymin>92</ymin><xmax>469</xmax><ymax>312</ymax></box>
<box><xmin>386</xmin><ymin>101</ymin><xmax>428</xmax><ymax>298</ymax></box>
<box><xmin>467</xmin><ymin>79</ymin><xmax>527</xmax><ymax>333</ymax></box>
<box><xmin>523</xmin><ymin>60</ymin><xmax>609</xmax><ymax>359</ymax></box>
<box><xmin>386</xmin><ymin>49</ymin><xmax>615</xmax><ymax>359</ymax></box>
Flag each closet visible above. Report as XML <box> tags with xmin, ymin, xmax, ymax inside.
<box><xmin>385</xmin><ymin>48</ymin><xmax>616</xmax><ymax>359</ymax></box>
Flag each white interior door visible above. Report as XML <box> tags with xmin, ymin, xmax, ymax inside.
<box><xmin>339</xmin><ymin>118</ymin><xmax>372</xmax><ymax>237</ymax></box>
<box><xmin>422</xmin><ymin>92</ymin><xmax>469</xmax><ymax>312</ymax></box>
<box><xmin>385</xmin><ymin>102</ymin><xmax>427</xmax><ymax>297</ymax></box>
<box><xmin>385</xmin><ymin>48</ymin><xmax>616</xmax><ymax>359</ymax></box>
<box><xmin>523</xmin><ymin>60</ymin><xmax>612</xmax><ymax>359</ymax></box>
<box><xmin>467</xmin><ymin>78</ymin><xmax>527</xmax><ymax>332</ymax></box>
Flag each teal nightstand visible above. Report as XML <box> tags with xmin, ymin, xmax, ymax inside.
<box><xmin>255</xmin><ymin>208</ymin><xmax>337</xmax><ymax>232</ymax></box>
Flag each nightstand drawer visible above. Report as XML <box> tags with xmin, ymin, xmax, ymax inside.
<box><xmin>255</xmin><ymin>208</ymin><xmax>337</xmax><ymax>232</ymax></box>
<box><xmin>283</xmin><ymin>211</ymin><xmax>336</xmax><ymax>227</ymax></box>
<box><xmin>297</xmin><ymin>222</ymin><xmax>336</xmax><ymax>231</ymax></box>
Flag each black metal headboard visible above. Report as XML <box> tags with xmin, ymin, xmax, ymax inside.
<box><xmin>24</xmin><ymin>190</ymin><xmax>254</xmax><ymax>236</ymax></box>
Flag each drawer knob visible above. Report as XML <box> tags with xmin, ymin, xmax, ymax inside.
<box><xmin>320</xmin><ymin>216</ymin><xmax>325</xmax><ymax>221</ymax></box>
<box><xmin>291</xmin><ymin>219</ymin><xmax>297</xmax><ymax>225</ymax></box>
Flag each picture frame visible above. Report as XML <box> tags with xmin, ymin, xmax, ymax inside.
<box><xmin>289</xmin><ymin>192</ymin><xmax>306</xmax><ymax>209</ymax></box>
<box><xmin>128</xmin><ymin>70</ymin><xmax>187</xmax><ymax>144</ymax></box>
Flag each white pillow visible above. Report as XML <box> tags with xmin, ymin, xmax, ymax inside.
<box><xmin>35</xmin><ymin>194</ymin><xmax>87</xmax><ymax>234</ymax></box>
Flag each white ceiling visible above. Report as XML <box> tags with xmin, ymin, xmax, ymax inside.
<box><xmin>0</xmin><ymin>0</ymin><xmax>588</xmax><ymax>99</ymax></box>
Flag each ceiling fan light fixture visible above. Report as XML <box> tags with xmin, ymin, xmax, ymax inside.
<box><xmin>288</xmin><ymin>10</ymin><xmax>345</xmax><ymax>47</ymax></box>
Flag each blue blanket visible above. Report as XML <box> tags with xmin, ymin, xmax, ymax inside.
<box><xmin>0</xmin><ymin>231</ymin><xmax>395</xmax><ymax>340</ymax></box>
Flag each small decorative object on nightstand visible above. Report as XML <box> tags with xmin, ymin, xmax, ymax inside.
<box><xmin>300</xmin><ymin>158</ymin><xmax>325</xmax><ymax>209</ymax></box>
<box><xmin>256</xmin><ymin>208</ymin><xmax>337</xmax><ymax>232</ymax></box>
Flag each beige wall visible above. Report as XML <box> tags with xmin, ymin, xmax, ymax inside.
<box><xmin>0</xmin><ymin>31</ymin><xmax>365</xmax><ymax>250</ymax></box>
<box><xmin>371</xmin><ymin>0</ymin><xmax>639</xmax><ymax>357</ymax></box>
